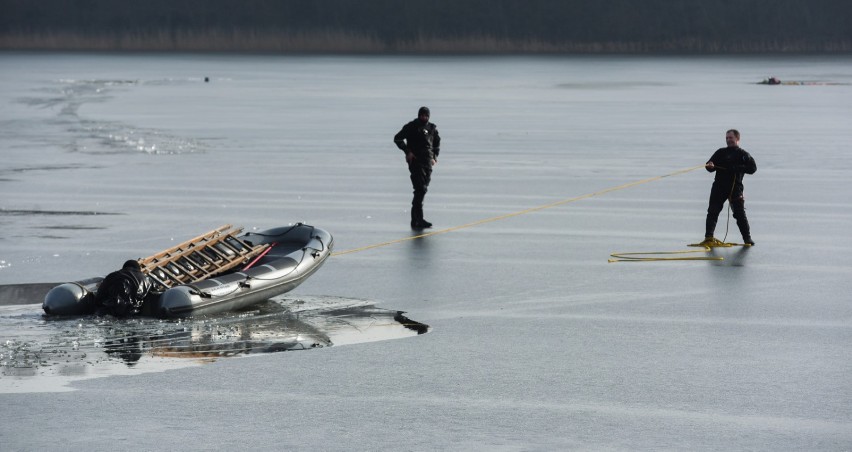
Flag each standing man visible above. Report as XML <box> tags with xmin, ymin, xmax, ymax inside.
<box><xmin>394</xmin><ymin>106</ymin><xmax>441</xmax><ymax>229</ymax></box>
<box><xmin>703</xmin><ymin>129</ymin><xmax>757</xmax><ymax>245</ymax></box>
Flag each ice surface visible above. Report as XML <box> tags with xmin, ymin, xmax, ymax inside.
<box><xmin>1</xmin><ymin>53</ymin><xmax>851</xmax><ymax>450</ymax></box>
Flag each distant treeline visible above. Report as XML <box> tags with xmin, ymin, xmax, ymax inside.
<box><xmin>2</xmin><ymin>0</ymin><xmax>851</xmax><ymax>53</ymax></box>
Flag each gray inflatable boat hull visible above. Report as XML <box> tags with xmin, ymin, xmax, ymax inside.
<box><xmin>42</xmin><ymin>223</ymin><xmax>333</xmax><ymax>318</ymax></box>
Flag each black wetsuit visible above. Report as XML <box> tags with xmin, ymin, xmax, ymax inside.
<box><xmin>394</xmin><ymin>118</ymin><xmax>441</xmax><ymax>226</ymax></box>
<box><xmin>94</xmin><ymin>266</ymin><xmax>153</xmax><ymax>317</ymax></box>
<box><xmin>705</xmin><ymin>146</ymin><xmax>757</xmax><ymax>240</ymax></box>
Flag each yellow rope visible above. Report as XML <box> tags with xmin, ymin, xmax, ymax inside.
<box><xmin>608</xmin><ymin>166</ymin><xmax>748</xmax><ymax>263</ymax></box>
<box><xmin>333</xmin><ymin>165</ymin><xmax>704</xmax><ymax>257</ymax></box>
<box><xmin>608</xmin><ymin>237</ymin><xmax>749</xmax><ymax>263</ymax></box>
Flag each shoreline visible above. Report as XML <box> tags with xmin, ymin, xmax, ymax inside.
<box><xmin>3</xmin><ymin>32</ymin><xmax>851</xmax><ymax>55</ymax></box>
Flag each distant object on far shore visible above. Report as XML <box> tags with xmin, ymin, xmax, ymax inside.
<box><xmin>758</xmin><ymin>76</ymin><xmax>847</xmax><ymax>86</ymax></box>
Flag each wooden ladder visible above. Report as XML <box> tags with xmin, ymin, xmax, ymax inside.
<box><xmin>138</xmin><ymin>224</ymin><xmax>270</xmax><ymax>291</ymax></box>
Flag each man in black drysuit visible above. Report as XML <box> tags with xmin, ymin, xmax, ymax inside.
<box><xmin>704</xmin><ymin>129</ymin><xmax>757</xmax><ymax>245</ymax></box>
<box><xmin>394</xmin><ymin>106</ymin><xmax>441</xmax><ymax>229</ymax></box>
<box><xmin>94</xmin><ymin>259</ymin><xmax>154</xmax><ymax>317</ymax></box>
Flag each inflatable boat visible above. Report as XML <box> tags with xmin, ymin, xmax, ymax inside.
<box><xmin>43</xmin><ymin>223</ymin><xmax>333</xmax><ymax>318</ymax></box>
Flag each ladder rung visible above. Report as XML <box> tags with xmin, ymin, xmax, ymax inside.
<box><xmin>180</xmin><ymin>256</ymin><xmax>214</xmax><ymax>278</ymax></box>
<box><xmin>169</xmin><ymin>259</ymin><xmax>200</xmax><ymax>280</ymax></box>
<box><xmin>205</xmin><ymin>244</ymin><xmax>271</xmax><ymax>277</ymax></box>
<box><xmin>158</xmin><ymin>266</ymin><xmax>185</xmax><ymax>285</ymax></box>
<box><xmin>147</xmin><ymin>272</ymin><xmax>172</xmax><ymax>290</ymax></box>
<box><xmin>204</xmin><ymin>245</ymin><xmax>231</xmax><ymax>261</ymax></box>
<box><xmin>217</xmin><ymin>239</ymin><xmax>245</xmax><ymax>256</ymax></box>
<box><xmin>137</xmin><ymin>225</ymin><xmax>271</xmax><ymax>289</ymax></box>
<box><xmin>139</xmin><ymin>224</ymin><xmax>234</xmax><ymax>266</ymax></box>
<box><xmin>188</xmin><ymin>249</ymin><xmax>216</xmax><ymax>266</ymax></box>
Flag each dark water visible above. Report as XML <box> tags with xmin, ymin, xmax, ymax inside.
<box><xmin>0</xmin><ymin>296</ymin><xmax>428</xmax><ymax>392</ymax></box>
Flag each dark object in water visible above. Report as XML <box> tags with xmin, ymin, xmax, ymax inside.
<box><xmin>758</xmin><ymin>77</ymin><xmax>846</xmax><ymax>86</ymax></box>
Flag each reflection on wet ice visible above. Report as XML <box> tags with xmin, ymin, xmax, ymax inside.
<box><xmin>0</xmin><ymin>296</ymin><xmax>429</xmax><ymax>392</ymax></box>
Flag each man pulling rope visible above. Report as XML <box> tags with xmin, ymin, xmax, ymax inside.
<box><xmin>701</xmin><ymin>129</ymin><xmax>757</xmax><ymax>246</ymax></box>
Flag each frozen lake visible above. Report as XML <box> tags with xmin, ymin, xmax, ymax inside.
<box><xmin>1</xmin><ymin>53</ymin><xmax>852</xmax><ymax>450</ymax></box>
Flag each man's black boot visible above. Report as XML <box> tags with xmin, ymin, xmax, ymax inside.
<box><xmin>411</xmin><ymin>204</ymin><xmax>427</xmax><ymax>229</ymax></box>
